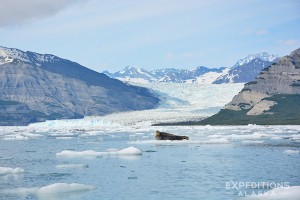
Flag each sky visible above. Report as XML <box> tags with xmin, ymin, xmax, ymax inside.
<box><xmin>0</xmin><ymin>0</ymin><xmax>299</xmax><ymax>72</ymax></box>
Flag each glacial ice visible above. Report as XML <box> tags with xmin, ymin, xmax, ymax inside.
<box><xmin>56</xmin><ymin>146</ymin><xmax>143</xmax><ymax>158</ymax></box>
<box><xmin>0</xmin><ymin>166</ymin><xmax>24</xmax><ymax>176</ymax></box>
<box><xmin>55</xmin><ymin>164</ymin><xmax>89</xmax><ymax>169</ymax></box>
<box><xmin>283</xmin><ymin>150</ymin><xmax>299</xmax><ymax>154</ymax></box>
<box><xmin>246</xmin><ymin>186</ymin><xmax>300</xmax><ymax>200</ymax></box>
<box><xmin>2</xmin><ymin>183</ymin><xmax>96</xmax><ymax>197</ymax></box>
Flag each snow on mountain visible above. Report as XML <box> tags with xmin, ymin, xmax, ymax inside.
<box><xmin>232</xmin><ymin>52</ymin><xmax>278</xmax><ymax>68</ymax></box>
<box><xmin>103</xmin><ymin>66</ymin><xmax>225</xmax><ymax>83</ymax></box>
<box><xmin>104</xmin><ymin>52</ymin><xmax>279</xmax><ymax>84</ymax></box>
<box><xmin>213</xmin><ymin>52</ymin><xmax>279</xmax><ymax>84</ymax></box>
<box><xmin>0</xmin><ymin>46</ymin><xmax>61</xmax><ymax>66</ymax></box>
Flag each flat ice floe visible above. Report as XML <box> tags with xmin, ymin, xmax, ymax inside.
<box><xmin>246</xmin><ymin>186</ymin><xmax>300</xmax><ymax>200</ymax></box>
<box><xmin>2</xmin><ymin>183</ymin><xmax>96</xmax><ymax>198</ymax></box>
<box><xmin>283</xmin><ymin>150</ymin><xmax>299</xmax><ymax>154</ymax></box>
<box><xmin>56</xmin><ymin>146</ymin><xmax>143</xmax><ymax>158</ymax></box>
<box><xmin>0</xmin><ymin>166</ymin><xmax>24</xmax><ymax>176</ymax></box>
<box><xmin>241</xmin><ymin>140</ymin><xmax>264</xmax><ymax>144</ymax></box>
<box><xmin>129</xmin><ymin>138</ymin><xmax>230</xmax><ymax>145</ymax></box>
<box><xmin>55</xmin><ymin>164</ymin><xmax>89</xmax><ymax>169</ymax></box>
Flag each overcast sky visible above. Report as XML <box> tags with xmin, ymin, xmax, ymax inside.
<box><xmin>0</xmin><ymin>0</ymin><xmax>299</xmax><ymax>72</ymax></box>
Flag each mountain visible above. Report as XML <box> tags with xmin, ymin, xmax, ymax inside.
<box><xmin>194</xmin><ymin>48</ymin><xmax>300</xmax><ymax>125</ymax></box>
<box><xmin>213</xmin><ymin>52</ymin><xmax>278</xmax><ymax>84</ymax></box>
<box><xmin>103</xmin><ymin>66</ymin><xmax>226</xmax><ymax>84</ymax></box>
<box><xmin>104</xmin><ymin>52</ymin><xmax>278</xmax><ymax>84</ymax></box>
<box><xmin>0</xmin><ymin>46</ymin><xmax>159</xmax><ymax>126</ymax></box>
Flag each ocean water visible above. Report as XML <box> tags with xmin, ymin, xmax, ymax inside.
<box><xmin>0</xmin><ymin>125</ymin><xmax>299</xmax><ymax>200</ymax></box>
<box><xmin>0</xmin><ymin>83</ymin><xmax>299</xmax><ymax>199</ymax></box>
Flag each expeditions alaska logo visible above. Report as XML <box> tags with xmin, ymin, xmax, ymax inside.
<box><xmin>225</xmin><ymin>181</ymin><xmax>290</xmax><ymax>197</ymax></box>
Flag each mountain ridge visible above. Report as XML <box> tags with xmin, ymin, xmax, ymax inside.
<box><xmin>104</xmin><ymin>52</ymin><xmax>279</xmax><ymax>84</ymax></box>
<box><xmin>0</xmin><ymin>46</ymin><xmax>159</xmax><ymax>126</ymax></box>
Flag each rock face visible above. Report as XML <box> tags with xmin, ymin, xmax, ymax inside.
<box><xmin>0</xmin><ymin>46</ymin><xmax>159</xmax><ymax>125</ymax></box>
<box><xmin>197</xmin><ymin>48</ymin><xmax>300</xmax><ymax>125</ymax></box>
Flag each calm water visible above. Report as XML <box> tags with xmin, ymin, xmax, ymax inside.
<box><xmin>0</xmin><ymin>125</ymin><xmax>299</xmax><ymax>200</ymax></box>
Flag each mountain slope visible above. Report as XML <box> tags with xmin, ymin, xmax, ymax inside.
<box><xmin>196</xmin><ymin>48</ymin><xmax>300</xmax><ymax>125</ymax></box>
<box><xmin>104</xmin><ymin>52</ymin><xmax>278</xmax><ymax>84</ymax></box>
<box><xmin>104</xmin><ymin>66</ymin><xmax>225</xmax><ymax>83</ymax></box>
<box><xmin>213</xmin><ymin>52</ymin><xmax>278</xmax><ymax>84</ymax></box>
<box><xmin>0</xmin><ymin>46</ymin><xmax>159</xmax><ymax>125</ymax></box>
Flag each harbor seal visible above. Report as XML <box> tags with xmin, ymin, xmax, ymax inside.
<box><xmin>155</xmin><ymin>130</ymin><xmax>189</xmax><ymax>140</ymax></box>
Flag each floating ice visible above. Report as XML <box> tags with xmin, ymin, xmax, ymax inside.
<box><xmin>0</xmin><ymin>166</ymin><xmax>24</xmax><ymax>176</ymax></box>
<box><xmin>56</xmin><ymin>146</ymin><xmax>142</xmax><ymax>158</ymax></box>
<box><xmin>55</xmin><ymin>164</ymin><xmax>89</xmax><ymax>169</ymax></box>
<box><xmin>283</xmin><ymin>150</ymin><xmax>299</xmax><ymax>154</ymax></box>
<box><xmin>241</xmin><ymin>140</ymin><xmax>264</xmax><ymax>144</ymax></box>
<box><xmin>37</xmin><ymin>183</ymin><xmax>96</xmax><ymax>196</ymax></box>
<box><xmin>129</xmin><ymin>138</ymin><xmax>230</xmax><ymax>145</ymax></box>
<box><xmin>246</xmin><ymin>186</ymin><xmax>300</xmax><ymax>200</ymax></box>
<box><xmin>2</xmin><ymin>183</ymin><xmax>96</xmax><ymax>198</ymax></box>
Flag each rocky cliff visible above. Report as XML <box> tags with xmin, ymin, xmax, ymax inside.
<box><xmin>192</xmin><ymin>48</ymin><xmax>300</xmax><ymax>125</ymax></box>
<box><xmin>0</xmin><ymin>46</ymin><xmax>159</xmax><ymax>125</ymax></box>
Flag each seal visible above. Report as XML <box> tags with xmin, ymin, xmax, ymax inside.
<box><xmin>155</xmin><ymin>130</ymin><xmax>189</xmax><ymax>140</ymax></box>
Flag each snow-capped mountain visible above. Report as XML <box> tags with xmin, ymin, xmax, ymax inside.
<box><xmin>232</xmin><ymin>52</ymin><xmax>278</xmax><ymax>68</ymax></box>
<box><xmin>213</xmin><ymin>52</ymin><xmax>279</xmax><ymax>84</ymax></box>
<box><xmin>103</xmin><ymin>66</ymin><xmax>225</xmax><ymax>84</ymax></box>
<box><xmin>104</xmin><ymin>66</ymin><xmax>157</xmax><ymax>83</ymax></box>
<box><xmin>104</xmin><ymin>52</ymin><xmax>279</xmax><ymax>84</ymax></box>
<box><xmin>0</xmin><ymin>46</ymin><xmax>159</xmax><ymax>125</ymax></box>
<box><xmin>0</xmin><ymin>46</ymin><xmax>62</xmax><ymax>66</ymax></box>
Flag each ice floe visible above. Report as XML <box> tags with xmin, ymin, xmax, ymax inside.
<box><xmin>129</xmin><ymin>138</ymin><xmax>230</xmax><ymax>145</ymax></box>
<box><xmin>241</xmin><ymin>140</ymin><xmax>264</xmax><ymax>144</ymax></box>
<box><xmin>283</xmin><ymin>150</ymin><xmax>299</xmax><ymax>154</ymax></box>
<box><xmin>0</xmin><ymin>166</ymin><xmax>24</xmax><ymax>176</ymax></box>
<box><xmin>56</xmin><ymin>146</ymin><xmax>143</xmax><ymax>158</ymax></box>
<box><xmin>55</xmin><ymin>164</ymin><xmax>89</xmax><ymax>169</ymax></box>
<box><xmin>246</xmin><ymin>186</ymin><xmax>300</xmax><ymax>200</ymax></box>
<box><xmin>2</xmin><ymin>183</ymin><xmax>96</xmax><ymax>198</ymax></box>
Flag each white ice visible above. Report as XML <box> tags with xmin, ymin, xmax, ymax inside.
<box><xmin>283</xmin><ymin>150</ymin><xmax>299</xmax><ymax>154</ymax></box>
<box><xmin>56</xmin><ymin>146</ymin><xmax>143</xmax><ymax>158</ymax></box>
<box><xmin>55</xmin><ymin>164</ymin><xmax>89</xmax><ymax>169</ymax></box>
<box><xmin>0</xmin><ymin>166</ymin><xmax>24</xmax><ymax>176</ymax></box>
<box><xmin>246</xmin><ymin>186</ymin><xmax>300</xmax><ymax>200</ymax></box>
<box><xmin>2</xmin><ymin>183</ymin><xmax>96</xmax><ymax>197</ymax></box>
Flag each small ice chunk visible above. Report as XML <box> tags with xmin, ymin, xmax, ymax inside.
<box><xmin>56</xmin><ymin>146</ymin><xmax>142</xmax><ymax>158</ymax></box>
<box><xmin>37</xmin><ymin>183</ymin><xmax>96</xmax><ymax>196</ymax></box>
<box><xmin>242</xmin><ymin>140</ymin><xmax>264</xmax><ymax>144</ymax></box>
<box><xmin>55</xmin><ymin>164</ymin><xmax>89</xmax><ymax>169</ymax></box>
<box><xmin>283</xmin><ymin>150</ymin><xmax>299</xmax><ymax>154</ymax></box>
<box><xmin>246</xmin><ymin>186</ymin><xmax>300</xmax><ymax>199</ymax></box>
<box><xmin>205</xmin><ymin>138</ymin><xmax>230</xmax><ymax>144</ymax></box>
<box><xmin>117</xmin><ymin>147</ymin><xmax>143</xmax><ymax>155</ymax></box>
<box><xmin>0</xmin><ymin>166</ymin><xmax>24</xmax><ymax>176</ymax></box>
<box><xmin>2</xmin><ymin>183</ymin><xmax>96</xmax><ymax>197</ymax></box>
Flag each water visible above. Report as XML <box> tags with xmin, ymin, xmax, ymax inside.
<box><xmin>0</xmin><ymin>125</ymin><xmax>299</xmax><ymax>200</ymax></box>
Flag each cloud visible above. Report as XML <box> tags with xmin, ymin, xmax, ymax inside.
<box><xmin>278</xmin><ymin>39</ymin><xmax>299</xmax><ymax>46</ymax></box>
<box><xmin>0</xmin><ymin>0</ymin><xmax>87</xmax><ymax>27</ymax></box>
<box><xmin>182</xmin><ymin>52</ymin><xmax>204</xmax><ymax>59</ymax></box>
<box><xmin>241</xmin><ymin>29</ymin><xmax>269</xmax><ymax>36</ymax></box>
<box><xmin>165</xmin><ymin>52</ymin><xmax>174</xmax><ymax>60</ymax></box>
<box><xmin>256</xmin><ymin>29</ymin><xmax>269</xmax><ymax>35</ymax></box>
